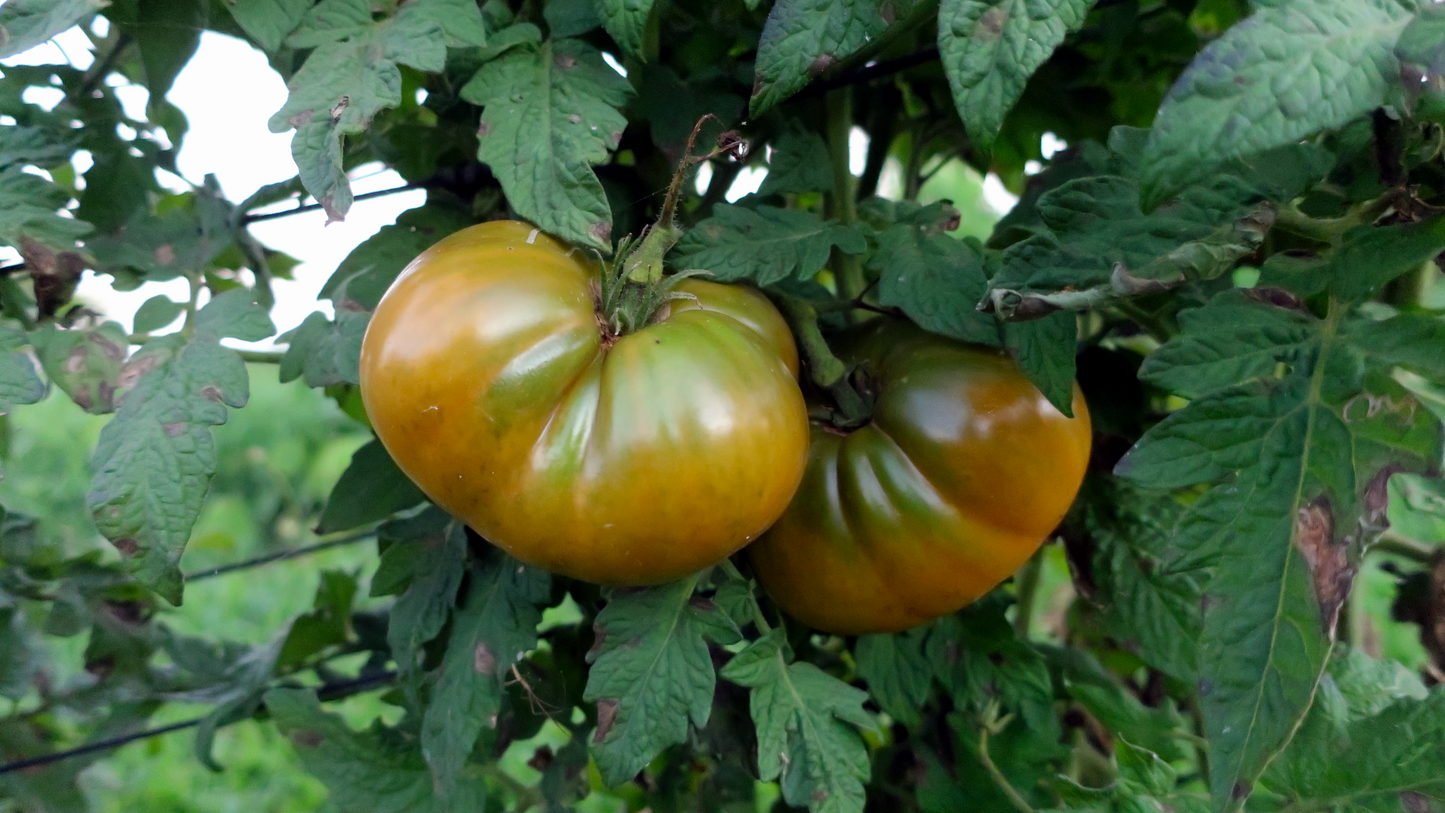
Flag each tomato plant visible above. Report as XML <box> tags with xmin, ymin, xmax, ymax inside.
<box><xmin>3</xmin><ymin>0</ymin><xmax>1445</xmax><ymax>812</ymax></box>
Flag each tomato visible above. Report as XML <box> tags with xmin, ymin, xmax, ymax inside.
<box><xmin>359</xmin><ymin>220</ymin><xmax>809</xmax><ymax>585</ymax></box>
<box><xmin>746</xmin><ymin>320</ymin><xmax>1091</xmax><ymax>634</ymax></box>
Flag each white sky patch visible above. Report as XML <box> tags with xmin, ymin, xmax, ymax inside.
<box><xmin>1041</xmin><ymin>132</ymin><xmax>1067</xmax><ymax>159</ymax></box>
<box><xmin>601</xmin><ymin>51</ymin><xmax>628</xmax><ymax>78</ymax></box>
<box><xmin>849</xmin><ymin>127</ymin><xmax>867</xmax><ymax>175</ymax></box>
<box><xmin>982</xmin><ymin>173</ymin><xmax>1020</xmax><ymax>215</ymax></box>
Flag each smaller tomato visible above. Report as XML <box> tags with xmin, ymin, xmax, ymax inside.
<box><xmin>746</xmin><ymin>320</ymin><xmax>1092</xmax><ymax>635</ymax></box>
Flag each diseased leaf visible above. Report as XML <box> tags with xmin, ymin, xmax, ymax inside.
<box><xmin>584</xmin><ymin>574</ymin><xmax>741</xmax><ymax>786</ymax></box>
<box><xmin>461</xmin><ymin>38</ymin><xmax>632</xmax><ymax>249</ymax></box>
<box><xmin>855</xmin><ymin>627</ymin><xmax>932</xmax><ymax>728</ymax></box>
<box><xmin>0</xmin><ymin>0</ymin><xmax>106</xmax><ymax>59</ymax></box>
<box><xmin>750</xmin><ymin>0</ymin><xmax>909</xmax><ymax>116</ymax></box>
<box><xmin>86</xmin><ymin>291</ymin><xmax>271</xmax><ymax>604</ymax></box>
<box><xmin>869</xmin><ymin>208</ymin><xmax>999</xmax><ymax>347</ymax></box>
<box><xmin>758</xmin><ymin>127</ymin><xmax>834</xmax><ymax>196</ymax></box>
<box><xmin>720</xmin><ymin>628</ymin><xmax>877</xmax><ymax>813</ymax></box>
<box><xmin>938</xmin><ymin>0</ymin><xmax>1097</xmax><ymax>147</ymax></box>
<box><xmin>30</xmin><ymin>321</ymin><xmax>128</xmax><ymax>414</ymax></box>
<box><xmin>421</xmin><ymin>548</ymin><xmax>550</xmax><ymax>794</ymax></box>
<box><xmin>673</xmin><ymin>204</ymin><xmax>867</xmax><ymax>285</ymax></box>
<box><xmin>270</xmin><ymin>0</ymin><xmax>486</xmax><ymax>221</ymax></box>
<box><xmin>266</xmin><ymin>688</ymin><xmax>491</xmax><ymax>813</ymax></box>
<box><xmin>599</xmin><ymin>0</ymin><xmax>656</xmax><ymax>57</ymax></box>
<box><xmin>1117</xmin><ymin>290</ymin><xmax>1445</xmax><ymax>808</ymax></box>
<box><xmin>1139</xmin><ymin>0</ymin><xmax>1416</xmax><ymax>205</ymax></box>
<box><xmin>317</xmin><ymin>438</ymin><xmax>425</xmax><ymax>533</ymax></box>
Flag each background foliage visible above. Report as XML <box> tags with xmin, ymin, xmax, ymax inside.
<box><xmin>2</xmin><ymin>0</ymin><xmax>1445</xmax><ymax>811</ymax></box>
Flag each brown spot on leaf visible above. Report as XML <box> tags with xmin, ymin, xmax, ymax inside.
<box><xmin>200</xmin><ymin>385</ymin><xmax>224</xmax><ymax>402</ymax></box>
<box><xmin>291</xmin><ymin>730</ymin><xmax>323</xmax><ymax>748</ymax></box>
<box><xmin>329</xmin><ymin>95</ymin><xmax>349</xmax><ymax>121</ymax></box>
<box><xmin>587</xmin><ymin>624</ymin><xmax>607</xmax><ymax>659</ymax></box>
<box><xmin>153</xmin><ymin>244</ymin><xmax>177</xmax><ymax>266</ymax></box>
<box><xmin>689</xmin><ymin>596</ymin><xmax>719</xmax><ymax>613</ymax></box>
<box><xmin>64</xmin><ymin>346</ymin><xmax>88</xmax><ymax>374</ymax></box>
<box><xmin>1244</xmin><ymin>286</ymin><xmax>1308</xmax><ymax>312</ymax></box>
<box><xmin>568</xmin><ymin>113</ymin><xmax>582</xmax><ymax>124</ymax></box>
<box><xmin>556</xmin><ymin>53</ymin><xmax>578</xmax><ymax>69</ymax></box>
<box><xmin>163</xmin><ymin>421</ymin><xmax>187</xmax><ymax>437</ymax></box>
<box><xmin>1294</xmin><ymin>498</ymin><xmax>1355</xmax><ymax>637</ymax></box>
<box><xmin>477</xmin><ymin>120</ymin><xmax>491</xmax><ymax>138</ymax></box>
<box><xmin>528</xmin><ymin>745</ymin><xmax>554</xmax><ymax>771</ymax></box>
<box><xmin>71</xmin><ymin>387</ymin><xmax>93</xmax><ymax>411</ymax></box>
<box><xmin>91</xmin><ymin>332</ymin><xmax>126</xmax><ymax>361</ymax></box>
<box><xmin>590</xmin><ymin>221</ymin><xmax>612</xmax><ymax>244</ymax></box>
<box><xmin>319</xmin><ymin>194</ymin><xmax>344</xmax><ymax>225</ymax></box>
<box><xmin>807</xmin><ymin>54</ymin><xmax>836</xmax><ymax>78</ymax></box>
<box><xmin>118</xmin><ymin>354</ymin><xmax>161</xmax><ymax>389</ymax></box>
<box><xmin>880</xmin><ymin>1</ymin><xmax>896</xmax><ymax>24</ymax></box>
<box><xmin>1401</xmin><ymin>791</ymin><xmax>1434</xmax><ymax>813</ymax></box>
<box><xmin>978</xmin><ymin>5</ymin><xmax>1009</xmax><ymax>36</ymax></box>
<box><xmin>1233</xmin><ymin>780</ymin><xmax>1253</xmax><ymax>800</ymax></box>
<box><xmin>1366</xmin><ymin>465</ymin><xmax>1404</xmax><ymax>519</ymax></box>
<box><xmin>288</xmin><ymin>110</ymin><xmax>314</xmax><ymax>128</ymax></box>
<box><xmin>594</xmin><ymin>699</ymin><xmax>619</xmax><ymax>743</ymax></box>
<box><xmin>113</xmin><ymin>538</ymin><xmax>139</xmax><ymax>557</ymax></box>
<box><xmin>474</xmin><ymin>642</ymin><xmax>497</xmax><ymax>675</ymax></box>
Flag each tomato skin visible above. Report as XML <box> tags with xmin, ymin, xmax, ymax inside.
<box><xmin>359</xmin><ymin>221</ymin><xmax>809</xmax><ymax>585</ymax></box>
<box><xmin>746</xmin><ymin>320</ymin><xmax>1091</xmax><ymax>634</ymax></box>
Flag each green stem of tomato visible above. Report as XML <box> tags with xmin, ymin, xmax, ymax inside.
<box><xmin>979</xmin><ymin>723</ymin><xmax>1035</xmax><ymax>813</ymax></box>
<box><xmin>719</xmin><ymin>558</ymin><xmax>773</xmax><ymax>635</ymax></box>
<box><xmin>771</xmin><ymin>293</ymin><xmax>871</xmax><ymax>426</ymax></box>
<box><xmin>1012</xmin><ymin>548</ymin><xmax>1045</xmax><ymax>639</ymax></box>
<box><xmin>826</xmin><ymin>89</ymin><xmax>866</xmax><ymax>304</ymax></box>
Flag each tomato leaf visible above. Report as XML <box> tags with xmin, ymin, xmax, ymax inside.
<box><xmin>317</xmin><ymin>438</ymin><xmax>425</xmax><ymax>534</ymax></box>
<box><xmin>1260</xmin><ymin>217</ymin><xmax>1445</xmax><ymax>302</ymax></box>
<box><xmin>1003</xmin><ymin>310</ymin><xmax>1077</xmax><ymax>417</ymax></box>
<box><xmin>0</xmin><ymin>167</ymin><xmax>91</xmax><ymax>252</ymax></box>
<box><xmin>0</xmin><ymin>0</ymin><xmax>106</xmax><ymax>59</ymax></box>
<box><xmin>277</xmin><ymin>570</ymin><xmax>358</xmax><ymax>671</ymax></box>
<box><xmin>29</xmin><ymin>321</ymin><xmax>128</xmax><ymax>414</ymax></box>
<box><xmin>854</xmin><ymin>627</ymin><xmax>932</xmax><ymax>728</ymax></box>
<box><xmin>750</xmin><ymin>0</ymin><xmax>909</xmax><ymax>116</ymax></box>
<box><xmin>0</xmin><ymin>322</ymin><xmax>43</xmax><ymax>415</ymax></box>
<box><xmin>937</xmin><ymin>0</ymin><xmax>1097</xmax><ymax>148</ymax></box>
<box><xmin>1117</xmin><ymin>292</ymin><xmax>1445</xmax><ymax>807</ymax></box>
<box><xmin>720</xmin><ymin>628</ymin><xmax>876</xmax><ymax>813</ymax></box>
<box><xmin>599</xmin><ymin>0</ymin><xmax>656</xmax><ymax>57</ymax></box>
<box><xmin>584</xmin><ymin>574</ymin><xmax>741</xmax><ymax>786</ymax></box>
<box><xmin>86</xmin><ymin>294</ymin><xmax>274</xmax><ymax>604</ymax></box>
<box><xmin>383</xmin><ymin>511</ymin><xmax>465</xmax><ymax>684</ymax></box>
<box><xmin>421</xmin><ymin>548</ymin><xmax>550</xmax><ymax>795</ymax></box>
<box><xmin>269</xmin><ymin>0</ymin><xmax>486</xmax><ymax>222</ymax></box>
<box><xmin>869</xmin><ymin>211</ymin><xmax>1000</xmax><ymax>348</ymax></box>
<box><xmin>758</xmin><ymin>127</ymin><xmax>834</xmax><ymax>196</ymax></box>
<box><xmin>674</xmin><ymin>204</ymin><xmax>867</xmax><ymax>285</ymax></box>
<box><xmin>132</xmin><ymin>295</ymin><xmax>185</xmax><ymax>335</ymax></box>
<box><xmin>461</xmin><ymin>38</ymin><xmax>632</xmax><ymax>250</ymax></box>
<box><xmin>225</xmin><ymin>0</ymin><xmax>312</xmax><ymax>52</ymax></box>
<box><xmin>1138</xmin><ymin>0</ymin><xmax>1416</xmax><ymax>207</ymax></box>
<box><xmin>266</xmin><ymin>688</ymin><xmax>491</xmax><ymax>813</ymax></box>
<box><xmin>0</xmin><ymin>125</ymin><xmax>79</xmax><ymax>170</ymax></box>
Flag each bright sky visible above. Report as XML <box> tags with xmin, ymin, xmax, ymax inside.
<box><xmin>2</xmin><ymin>24</ymin><xmax>1021</xmax><ymax>349</ymax></box>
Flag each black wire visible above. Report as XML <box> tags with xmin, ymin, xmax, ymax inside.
<box><xmin>0</xmin><ymin>671</ymin><xmax>397</xmax><ymax>776</ymax></box>
<box><xmin>183</xmin><ymin>529</ymin><xmax>378</xmax><ymax>583</ymax></box>
<box><xmin>240</xmin><ymin>184</ymin><xmax>420</xmax><ymax>224</ymax></box>
<box><xmin>798</xmin><ymin>47</ymin><xmax>942</xmax><ymax>99</ymax></box>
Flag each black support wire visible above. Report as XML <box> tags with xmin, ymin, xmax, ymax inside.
<box><xmin>0</xmin><ymin>670</ymin><xmax>398</xmax><ymax>776</ymax></box>
<box><xmin>183</xmin><ymin>528</ymin><xmax>378</xmax><ymax>583</ymax></box>
<box><xmin>240</xmin><ymin>184</ymin><xmax>420</xmax><ymax>224</ymax></box>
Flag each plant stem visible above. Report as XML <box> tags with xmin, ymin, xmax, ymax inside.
<box><xmin>181</xmin><ymin>274</ymin><xmax>202</xmax><ymax>338</ymax></box>
<box><xmin>1184</xmin><ymin>693</ymin><xmax>1212</xmax><ymax>790</ymax></box>
<box><xmin>238</xmin><ymin>349</ymin><xmax>284</xmax><ymax>364</ymax></box>
<box><xmin>826</xmin><ymin>88</ymin><xmax>866</xmax><ymax>302</ymax></box>
<box><xmin>979</xmin><ymin>724</ymin><xmax>1034</xmax><ymax>813</ymax></box>
<box><xmin>1012</xmin><ymin>549</ymin><xmax>1045</xmax><ymax>639</ymax></box>
<box><xmin>1375</xmin><ymin>531</ymin><xmax>1437</xmax><ymax>563</ymax></box>
<box><xmin>771</xmin><ymin>293</ymin><xmax>870</xmax><ymax>424</ymax></box>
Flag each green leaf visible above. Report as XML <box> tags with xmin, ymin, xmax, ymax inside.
<box><xmin>758</xmin><ymin>127</ymin><xmax>834</xmax><ymax>196</ymax></box>
<box><xmin>720</xmin><ymin>628</ymin><xmax>876</xmax><ymax>813</ymax></box>
<box><xmin>0</xmin><ymin>322</ymin><xmax>44</xmax><ymax>415</ymax></box>
<box><xmin>270</xmin><ymin>0</ymin><xmax>485</xmax><ymax>221</ymax></box>
<box><xmin>225</xmin><ymin>0</ymin><xmax>313</xmax><ymax>52</ymax></box>
<box><xmin>87</xmin><ymin>205</ymin><xmax>230</xmax><ymax>282</ymax></box>
<box><xmin>1348</xmin><ymin>312</ymin><xmax>1445</xmax><ymax>385</ymax></box>
<box><xmin>1139</xmin><ymin>0</ymin><xmax>1416</xmax><ymax>206</ymax></box>
<box><xmin>383</xmin><ymin>512</ymin><xmax>465</xmax><ymax>683</ymax></box>
<box><xmin>1139</xmin><ymin>289</ymin><xmax>1318</xmax><ymax>399</ymax></box>
<box><xmin>1261</xmin><ymin>218</ymin><xmax>1445</xmax><ymax>302</ymax></box>
<box><xmin>113</xmin><ymin>0</ymin><xmax>205</xmax><ymax>102</ymax></box>
<box><xmin>29</xmin><ymin>321</ymin><xmax>128</xmax><ymax>414</ymax></box>
<box><xmin>317</xmin><ymin>438</ymin><xmax>426</xmax><ymax>533</ymax></box>
<box><xmin>1117</xmin><ymin>296</ymin><xmax>1445</xmax><ymax>808</ymax></box>
<box><xmin>937</xmin><ymin>0</ymin><xmax>1097</xmax><ymax>147</ymax></box>
<box><xmin>421</xmin><ymin>548</ymin><xmax>550</xmax><ymax>794</ymax></box>
<box><xmin>0</xmin><ymin>605</ymin><xmax>43</xmax><ymax>700</ymax></box>
<box><xmin>266</xmin><ymin>688</ymin><xmax>491</xmax><ymax>813</ymax></box>
<box><xmin>584</xmin><ymin>574</ymin><xmax>742</xmax><ymax>786</ymax></box>
<box><xmin>1260</xmin><ymin>688</ymin><xmax>1445</xmax><ymax>810</ymax></box>
<box><xmin>0</xmin><ymin>0</ymin><xmax>106</xmax><ymax>59</ymax></box>
<box><xmin>0</xmin><ymin>167</ymin><xmax>91</xmax><ymax>251</ymax></box>
<box><xmin>1004</xmin><ymin>310</ymin><xmax>1077</xmax><ymax>417</ymax></box>
<box><xmin>133</xmin><ymin>295</ymin><xmax>186</xmax><ymax>335</ymax></box>
<box><xmin>673</xmin><ymin>204</ymin><xmax>867</xmax><ymax>285</ymax></box>
<box><xmin>750</xmin><ymin>0</ymin><xmax>904</xmax><ymax>116</ymax></box>
<box><xmin>1396</xmin><ymin>2</ymin><xmax>1445</xmax><ymax>108</ymax></box>
<box><xmin>0</xmin><ymin>125</ymin><xmax>79</xmax><ymax>170</ymax></box>
<box><xmin>545</xmin><ymin>0</ymin><xmax>601</xmax><ymax>37</ymax></box>
<box><xmin>461</xmin><ymin>38</ymin><xmax>632</xmax><ymax>249</ymax></box>
<box><xmin>1387</xmin><ymin>472</ymin><xmax>1445</xmax><ymax>543</ymax></box>
<box><xmin>86</xmin><ymin>295</ymin><xmax>262</xmax><ymax>603</ymax></box>
<box><xmin>166</xmin><ymin>633</ymin><xmax>284</xmax><ymax>770</ymax></box>
<box><xmin>193</xmin><ymin>288</ymin><xmax>277</xmax><ymax>342</ymax></box>
<box><xmin>278</xmin><ymin>310</ymin><xmax>368</xmax><ymax>388</ymax></box>
<box><xmin>599</xmin><ymin>0</ymin><xmax>656</xmax><ymax>57</ymax></box>
<box><xmin>1045</xmin><ymin>646</ymin><xmax>1187</xmax><ymax>761</ymax></box>
<box><xmin>870</xmin><ymin>210</ymin><xmax>1000</xmax><ymax>347</ymax></box>
<box><xmin>319</xmin><ymin>204</ymin><xmax>475</xmax><ymax>309</ymax></box>
<box><xmin>854</xmin><ymin>627</ymin><xmax>932</xmax><ymax>728</ymax></box>
<box><xmin>277</xmin><ymin>570</ymin><xmax>357</xmax><ymax>670</ymax></box>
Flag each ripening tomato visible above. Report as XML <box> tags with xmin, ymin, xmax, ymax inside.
<box><xmin>746</xmin><ymin>320</ymin><xmax>1091</xmax><ymax>634</ymax></box>
<box><xmin>359</xmin><ymin>220</ymin><xmax>809</xmax><ymax>585</ymax></box>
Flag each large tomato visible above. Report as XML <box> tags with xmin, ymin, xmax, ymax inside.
<box><xmin>746</xmin><ymin>320</ymin><xmax>1091</xmax><ymax>634</ymax></box>
<box><xmin>359</xmin><ymin>220</ymin><xmax>809</xmax><ymax>585</ymax></box>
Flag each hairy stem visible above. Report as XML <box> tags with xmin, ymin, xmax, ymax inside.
<box><xmin>979</xmin><ymin>724</ymin><xmax>1034</xmax><ymax>813</ymax></box>
<box><xmin>826</xmin><ymin>89</ymin><xmax>866</xmax><ymax>302</ymax></box>
<box><xmin>772</xmin><ymin>293</ymin><xmax>870</xmax><ymax>425</ymax></box>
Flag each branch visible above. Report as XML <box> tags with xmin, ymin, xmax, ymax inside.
<box><xmin>241</xmin><ymin>184</ymin><xmax>419</xmax><ymax>224</ymax></box>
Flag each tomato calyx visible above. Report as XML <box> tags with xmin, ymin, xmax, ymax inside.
<box><xmin>594</xmin><ymin>116</ymin><xmax>747</xmax><ymax>339</ymax></box>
